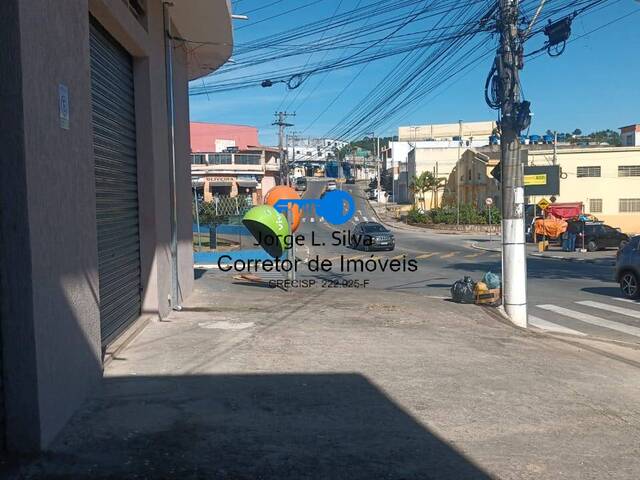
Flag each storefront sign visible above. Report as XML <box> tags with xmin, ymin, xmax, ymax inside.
<box><xmin>206</xmin><ymin>176</ymin><xmax>234</xmax><ymax>183</ymax></box>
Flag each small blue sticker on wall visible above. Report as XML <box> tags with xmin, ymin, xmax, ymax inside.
<box><xmin>58</xmin><ymin>84</ymin><xmax>69</xmax><ymax>130</ymax></box>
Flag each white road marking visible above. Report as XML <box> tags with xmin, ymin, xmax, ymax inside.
<box><xmin>310</xmin><ymin>217</ymin><xmax>315</xmax><ymax>223</ymax></box>
<box><xmin>441</xmin><ymin>252</ymin><xmax>456</xmax><ymax>259</ymax></box>
<box><xmin>416</xmin><ymin>253</ymin><xmax>436</xmax><ymax>259</ymax></box>
<box><xmin>391</xmin><ymin>254</ymin><xmax>405</xmax><ymax>260</ymax></box>
<box><xmin>319</xmin><ymin>217</ymin><xmax>324</xmax><ymax>222</ymax></box>
<box><xmin>576</xmin><ymin>300</ymin><xmax>640</xmax><ymax>319</ymax></box>
<box><xmin>353</xmin><ymin>217</ymin><xmax>360</xmax><ymax>222</ymax></box>
<box><xmin>537</xmin><ymin>304</ymin><xmax>640</xmax><ymax>338</ymax></box>
<box><xmin>302</xmin><ymin>218</ymin><xmax>307</xmax><ymax>223</ymax></box>
<box><xmin>613</xmin><ymin>297</ymin><xmax>640</xmax><ymax>304</ymax></box>
<box><xmin>528</xmin><ymin>316</ymin><xmax>586</xmax><ymax>336</ymax></box>
<box><xmin>362</xmin><ymin>216</ymin><xmax>369</xmax><ymax>222</ymax></box>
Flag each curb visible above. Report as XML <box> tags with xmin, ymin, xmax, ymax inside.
<box><xmin>470</xmin><ymin>242</ymin><xmax>616</xmax><ymax>266</ymax></box>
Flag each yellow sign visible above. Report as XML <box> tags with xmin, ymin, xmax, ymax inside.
<box><xmin>537</xmin><ymin>198</ymin><xmax>551</xmax><ymax>210</ymax></box>
<box><xmin>524</xmin><ymin>174</ymin><xmax>547</xmax><ymax>186</ymax></box>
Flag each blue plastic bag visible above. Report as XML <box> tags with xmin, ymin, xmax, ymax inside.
<box><xmin>482</xmin><ymin>271</ymin><xmax>501</xmax><ymax>290</ymax></box>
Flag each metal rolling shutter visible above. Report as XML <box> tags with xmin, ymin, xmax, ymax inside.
<box><xmin>90</xmin><ymin>18</ymin><xmax>141</xmax><ymax>346</ymax></box>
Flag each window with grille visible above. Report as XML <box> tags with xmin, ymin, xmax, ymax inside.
<box><xmin>234</xmin><ymin>154</ymin><xmax>261</xmax><ymax>165</ymax></box>
<box><xmin>589</xmin><ymin>199</ymin><xmax>603</xmax><ymax>213</ymax></box>
<box><xmin>618</xmin><ymin>165</ymin><xmax>640</xmax><ymax>177</ymax></box>
<box><xmin>576</xmin><ymin>166</ymin><xmax>601</xmax><ymax>178</ymax></box>
<box><xmin>191</xmin><ymin>154</ymin><xmax>206</xmax><ymax>165</ymax></box>
<box><xmin>209</xmin><ymin>154</ymin><xmax>232</xmax><ymax>165</ymax></box>
<box><xmin>619</xmin><ymin>198</ymin><xmax>640</xmax><ymax>213</ymax></box>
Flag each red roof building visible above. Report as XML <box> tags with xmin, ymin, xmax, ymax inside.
<box><xmin>190</xmin><ymin>122</ymin><xmax>259</xmax><ymax>153</ymax></box>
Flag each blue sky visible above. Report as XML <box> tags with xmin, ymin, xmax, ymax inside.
<box><xmin>189</xmin><ymin>0</ymin><xmax>640</xmax><ymax>146</ymax></box>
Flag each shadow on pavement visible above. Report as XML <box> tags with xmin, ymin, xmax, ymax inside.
<box><xmin>447</xmin><ymin>258</ymin><xmax>614</xmax><ymax>283</ymax></box>
<box><xmin>582</xmin><ymin>286</ymin><xmax>636</xmax><ymax>301</ymax></box>
<box><xmin>11</xmin><ymin>374</ymin><xmax>491</xmax><ymax>480</ymax></box>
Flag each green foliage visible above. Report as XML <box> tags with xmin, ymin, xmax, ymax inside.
<box><xmin>406</xmin><ymin>204</ymin><xmax>501</xmax><ymax>226</ymax></box>
<box><xmin>406</xmin><ymin>207</ymin><xmax>429</xmax><ymax>224</ymax></box>
<box><xmin>351</xmin><ymin>136</ymin><xmax>396</xmax><ymax>153</ymax></box>
<box><xmin>409</xmin><ymin>171</ymin><xmax>446</xmax><ymax>210</ymax></box>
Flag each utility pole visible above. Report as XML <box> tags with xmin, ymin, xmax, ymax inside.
<box><xmin>273</xmin><ymin>111</ymin><xmax>295</xmax><ymax>186</ymax></box>
<box><xmin>456</xmin><ymin>120</ymin><xmax>462</xmax><ymax>226</ymax></box>
<box><xmin>498</xmin><ymin>0</ymin><xmax>527</xmax><ymax>328</ymax></box>
<box><xmin>376</xmin><ymin>135</ymin><xmax>381</xmax><ymax>201</ymax></box>
<box><xmin>552</xmin><ymin>130</ymin><xmax>558</xmax><ymax>165</ymax></box>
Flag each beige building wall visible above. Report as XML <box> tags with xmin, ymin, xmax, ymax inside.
<box><xmin>399</xmin><ymin>121</ymin><xmax>496</xmax><ymax>142</ymax></box>
<box><xmin>527</xmin><ymin>147</ymin><xmax>640</xmax><ymax>234</ymax></box>
<box><xmin>409</xmin><ymin>148</ymin><xmax>462</xmax><ymax>209</ymax></box>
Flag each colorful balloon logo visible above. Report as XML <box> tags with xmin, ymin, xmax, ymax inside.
<box><xmin>264</xmin><ymin>185</ymin><xmax>301</xmax><ymax>232</ymax></box>
<box><xmin>242</xmin><ymin>205</ymin><xmax>290</xmax><ymax>258</ymax></box>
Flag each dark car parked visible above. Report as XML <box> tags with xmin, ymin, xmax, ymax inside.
<box><xmin>570</xmin><ymin>221</ymin><xmax>629</xmax><ymax>251</ymax></box>
<box><xmin>346</xmin><ymin>176</ymin><xmax>355</xmax><ymax>184</ymax></box>
<box><xmin>349</xmin><ymin>221</ymin><xmax>395</xmax><ymax>251</ymax></box>
<box><xmin>616</xmin><ymin>235</ymin><xmax>640</xmax><ymax>299</ymax></box>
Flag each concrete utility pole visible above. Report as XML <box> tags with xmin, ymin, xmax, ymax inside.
<box><xmin>498</xmin><ymin>0</ymin><xmax>527</xmax><ymax>328</ymax></box>
<box><xmin>456</xmin><ymin>120</ymin><xmax>462</xmax><ymax>226</ymax></box>
<box><xmin>273</xmin><ymin>111</ymin><xmax>295</xmax><ymax>186</ymax></box>
<box><xmin>376</xmin><ymin>136</ymin><xmax>382</xmax><ymax>201</ymax></box>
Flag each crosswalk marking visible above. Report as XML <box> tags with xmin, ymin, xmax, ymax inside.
<box><xmin>353</xmin><ymin>216</ymin><xmax>360</xmax><ymax>222</ymax></box>
<box><xmin>310</xmin><ymin>217</ymin><xmax>315</xmax><ymax>223</ymax></box>
<box><xmin>529</xmin><ymin>316</ymin><xmax>586</xmax><ymax>336</ymax></box>
<box><xmin>613</xmin><ymin>297</ymin><xmax>637</xmax><ymax>304</ymax></box>
<box><xmin>537</xmin><ymin>304</ymin><xmax>640</xmax><ymax>338</ymax></box>
<box><xmin>441</xmin><ymin>252</ymin><xmax>456</xmax><ymax>259</ymax></box>
<box><xmin>362</xmin><ymin>216</ymin><xmax>369</xmax><ymax>222</ymax></box>
<box><xmin>576</xmin><ymin>300</ymin><xmax>640</xmax><ymax>319</ymax></box>
<box><xmin>416</xmin><ymin>253</ymin><xmax>436</xmax><ymax>259</ymax></box>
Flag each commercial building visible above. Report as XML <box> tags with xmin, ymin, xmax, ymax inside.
<box><xmin>620</xmin><ymin>124</ymin><xmax>640</xmax><ymax>147</ymax></box>
<box><xmin>445</xmin><ymin>144</ymin><xmax>640</xmax><ymax>234</ymax></box>
<box><xmin>191</xmin><ymin>122</ymin><xmax>260</xmax><ymax>153</ymax></box>
<box><xmin>190</xmin><ymin>122</ymin><xmax>280</xmax><ymax>204</ymax></box>
<box><xmin>191</xmin><ymin>147</ymin><xmax>281</xmax><ymax>205</ymax></box>
<box><xmin>0</xmin><ymin>0</ymin><xmax>233</xmax><ymax>452</ymax></box>
<box><xmin>391</xmin><ymin>122</ymin><xmax>494</xmax><ymax>205</ymax></box>
<box><xmin>527</xmin><ymin>146</ymin><xmax>640</xmax><ymax>233</ymax></box>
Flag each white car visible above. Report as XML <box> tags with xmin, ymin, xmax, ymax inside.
<box><xmin>326</xmin><ymin>180</ymin><xmax>337</xmax><ymax>191</ymax></box>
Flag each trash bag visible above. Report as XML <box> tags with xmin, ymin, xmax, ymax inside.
<box><xmin>482</xmin><ymin>271</ymin><xmax>501</xmax><ymax>290</ymax></box>
<box><xmin>451</xmin><ymin>276</ymin><xmax>476</xmax><ymax>304</ymax></box>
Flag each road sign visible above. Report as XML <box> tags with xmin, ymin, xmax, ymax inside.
<box><xmin>485</xmin><ymin>197</ymin><xmax>494</xmax><ymax>206</ymax></box>
<box><xmin>524</xmin><ymin>165</ymin><xmax>560</xmax><ymax>196</ymax></box>
<box><xmin>524</xmin><ymin>173</ymin><xmax>547</xmax><ymax>186</ymax></box>
<box><xmin>537</xmin><ymin>198</ymin><xmax>551</xmax><ymax>210</ymax></box>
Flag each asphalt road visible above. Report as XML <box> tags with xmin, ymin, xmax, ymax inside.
<box><xmin>295</xmin><ymin>178</ymin><xmax>640</xmax><ymax>345</ymax></box>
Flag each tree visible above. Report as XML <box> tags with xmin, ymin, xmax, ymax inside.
<box><xmin>409</xmin><ymin>172</ymin><xmax>430</xmax><ymax>211</ymax></box>
<box><xmin>409</xmin><ymin>171</ymin><xmax>446</xmax><ymax>210</ymax></box>
<box><xmin>572</xmin><ymin>128</ymin><xmax>582</xmax><ymax>136</ymax></box>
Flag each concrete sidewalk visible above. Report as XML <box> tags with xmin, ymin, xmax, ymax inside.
<box><xmin>6</xmin><ymin>271</ymin><xmax>640</xmax><ymax>479</ymax></box>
